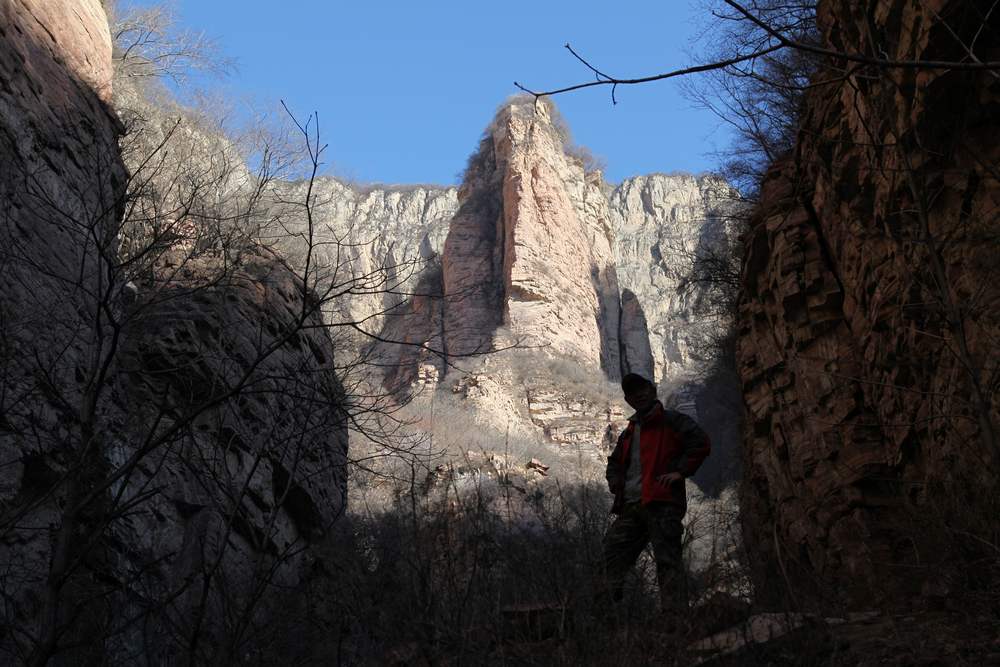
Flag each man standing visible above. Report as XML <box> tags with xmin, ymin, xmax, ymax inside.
<box><xmin>603</xmin><ymin>373</ymin><xmax>711</xmax><ymax>624</ymax></box>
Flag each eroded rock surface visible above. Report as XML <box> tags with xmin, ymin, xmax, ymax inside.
<box><xmin>1</xmin><ymin>1</ymin><xmax>127</xmax><ymax>631</ymax></box>
<box><xmin>115</xmin><ymin>258</ymin><xmax>347</xmax><ymax>658</ymax></box>
<box><xmin>0</xmin><ymin>2</ymin><xmax>348</xmax><ymax>662</ymax></box>
<box><xmin>737</xmin><ymin>0</ymin><xmax>1000</xmax><ymax>606</ymax></box>
<box><xmin>435</xmin><ymin>101</ymin><xmax>624</xmax><ymax>381</ymax></box>
<box><xmin>609</xmin><ymin>173</ymin><xmax>740</xmax><ymax>389</ymax></box>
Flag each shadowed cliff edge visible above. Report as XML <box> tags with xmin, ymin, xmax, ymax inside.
<box><xmin>0</xmin><ymin>2</ymin><xmax>347</xmax><ymax>663</ymax></box>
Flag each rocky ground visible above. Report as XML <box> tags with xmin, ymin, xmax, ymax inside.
<box><xmin>374</xmin><ymin>598</ymin><xmax>1000</xmax><ymax>666</ymax></box>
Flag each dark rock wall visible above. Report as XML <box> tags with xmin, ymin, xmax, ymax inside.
<box><xmin>737</xmin><ymin>0</ymin><xmax>1000</xmax><ymax>606</ymax></box>
<box><xmin>1</xmin><ymin>4</ymin><xmax>128</xmax><ymax>655</ymax></box>
<box><xmin>115</xmin><ymin>258</ymin><xmax>347</xmax><ymax>660</ymax></box>
<box><xmin>0</xmin><ymin>0</ymin><xmax>125</xmax><ymax>468</ymax></box>
<box><xmin>0</xmin><ymin>2</ymin><xmax>348</xmax><ymax>661</ymax></box>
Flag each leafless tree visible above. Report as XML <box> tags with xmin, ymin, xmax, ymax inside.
<box><xmin>0</xmin><ymin>5</ymin><xmax>513</xmax><ymax>664</ymax></box>
<box><xmin>110</xmin><ymin>0</ymin><xmax>233</xmax><ymax>84</ymax></box>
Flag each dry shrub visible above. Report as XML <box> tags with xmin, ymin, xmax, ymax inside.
<box><xmin>305</xmin><ymin>447</ymin><xmax>753</xmax><ymax>665</ymax></box>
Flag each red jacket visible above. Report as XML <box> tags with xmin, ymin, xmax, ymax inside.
<box><xmin>605</xmin><ymin>401</ymin><xmax>711</xmax><ymax>514</ymax></box>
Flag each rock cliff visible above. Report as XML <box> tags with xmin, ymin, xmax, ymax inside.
<box><xmin>609</xmin><ymin>173</ymin><xmax>740</xmax><ymax>388</ymax></box>
<box><xmin>442</xmin><ymin>101</ymin><xmax>625</xmax><ymax>375</ymax></box>
<box><xmin>302</xmin><ymin>99</ymin><xmax>743</xmax><ymax>504</ymax></box>
<box><xmin>737</xmin><ymin>0</ymin><xmax>1000</xmax><ymax>606</ymax></box>
<box><xmin>292</xmin><ymin>101</ymin><xmax>739</xmax><ymax>416</ymax></box>
<box><xmin>0</xmin><ymin>2</ymin><xmax>347</xmax><ymax>662</ymax></box>
<box><xmin>434</xmin><ymin>102</ymin><xmax>743</xmax><ymax>392</ymax></box>
<box><xmin>1</xmin><ymin>2</ymin><xmax>128</xmax><ymax>658</ymax></box>
<box><xmin>1</xmin><ymin>3</ymin><xmax>126</xmax><ymax>637</ymax></box>
<box><xmin>115</xmin><ymin>258</ymin><xmax>347</xmax><ymax>660</ymax></box>
<box><xmin>273</xmin><ymin>177</ymin><xmax>458</xmax><ymax>330</ymax></box>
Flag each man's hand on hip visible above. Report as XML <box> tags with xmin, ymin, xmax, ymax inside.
<box><xmin>656</xmin><ymin>472</ymin><xmax>683</xmax><ymax>486</ymax></box>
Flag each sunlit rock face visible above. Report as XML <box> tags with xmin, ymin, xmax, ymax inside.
<box><xmin>317</xmin><ymin>99</ymin><xmax>741</xmax><ymax>499</ymax></box>
<box><xmin>442</xmin><ymin>101</ymin><xmax>625</xmax><ymax>375</ymax></box>
<box><xmin>609</xmin><ymin>173</ymin><xmax>740</xmax><ymax>390</ymax></box>
<box><xmin>4</xmin><ymin>0</ymin><xmax>116</xmax><ymax>103</ymax></box>
<box><xmin>356</xmin><ymin>100</ymin><xmax>739</xmax><ymax>395</ymax></box>
<box><xmin>284</xmin><ymin>178</ymin><xmax>459</xmax><ymax>328</ymax></box>
<box><xmin>736</xmin><ymin>0</ymin><xmax>1000</xmax><ymax>607</ymax></box>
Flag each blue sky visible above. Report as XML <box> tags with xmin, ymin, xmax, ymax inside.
<box><xmin>132</xmin><ymin>0</ymin><xmax>731</xmax><ymax>186</ymax></box>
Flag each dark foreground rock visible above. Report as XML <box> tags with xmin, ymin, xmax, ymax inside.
<box><xmin>737</xmin><ymin>0</ymin><xmax>1000</xmax><ymax>607</ymax></box>
<box><xmin>0</xmin><ymin>2</ymin><xmax>347</xmax><ymax>662</ymax></box>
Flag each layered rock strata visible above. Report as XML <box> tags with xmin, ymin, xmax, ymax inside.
<box><xmin>737</xmin><ymin>0</ymin><xmax>1000</xmax><ymax>606</ymax></box>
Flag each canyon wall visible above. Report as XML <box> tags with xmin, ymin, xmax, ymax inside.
<box><xmin>0</xmin><ymin>7</ymin><xmax>127</xmax><ymax>657</ymax></box>
<box><xmin>737</xmin><ymin>0</ymin><xmax>1000</xmax><ymax>606</ymax></box>
<box><xmin>609</xmin><ymin>173</ymin><xmax>739</xmax><ymax>388</ymax></box>
<box><xmin>0</xmin><ymin>2</ymin><xmax>347</xmax><ymax>662</ymax></box>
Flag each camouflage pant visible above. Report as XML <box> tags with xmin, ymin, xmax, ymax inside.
<box><xmin>602</xmin><ymin>502</ymin><xmax>687</xmax><ymax>614</ymax></box>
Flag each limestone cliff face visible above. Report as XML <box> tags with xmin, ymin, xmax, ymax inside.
<box><xmin>325</xmin><ymin>100</ymin><xmax>741</xmax><ymax>490</ymax></box>
<box><xmin>494</xmin><ymin>102</ymin><xmax>622</xmax><ymax>372</ymax></box>
<box><xmin>737</xmin><ymin>0</ymin><xmax>1000</xmax><ymax>606</ymax></box>
<box><xmin>301</xmin><ymin>102</ymin><xmax>738</xmax><ymax>417</ymax></box>
<box><xmin>269</xmin><ymin>178</ymin><xmax>458</xmax><ymax>396</ymax></box>
<box><xmin>442</xmin><ymin>102</ymin><xmax>624</xmax><ymax>376</ymax></box>
<box><xmin>436</xmin><ymin>102</ymin><xmax>740</xmax><ymax>393</ymax></box>
<box><xmin>278</xmin><ymin>178</ymin><xmax>458</xmax><ymax>327</ymax></box>
<box><xmin>609</xmin><ymin>173</ymin><xmax>740</xmax><ymax>389</ymax></box>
